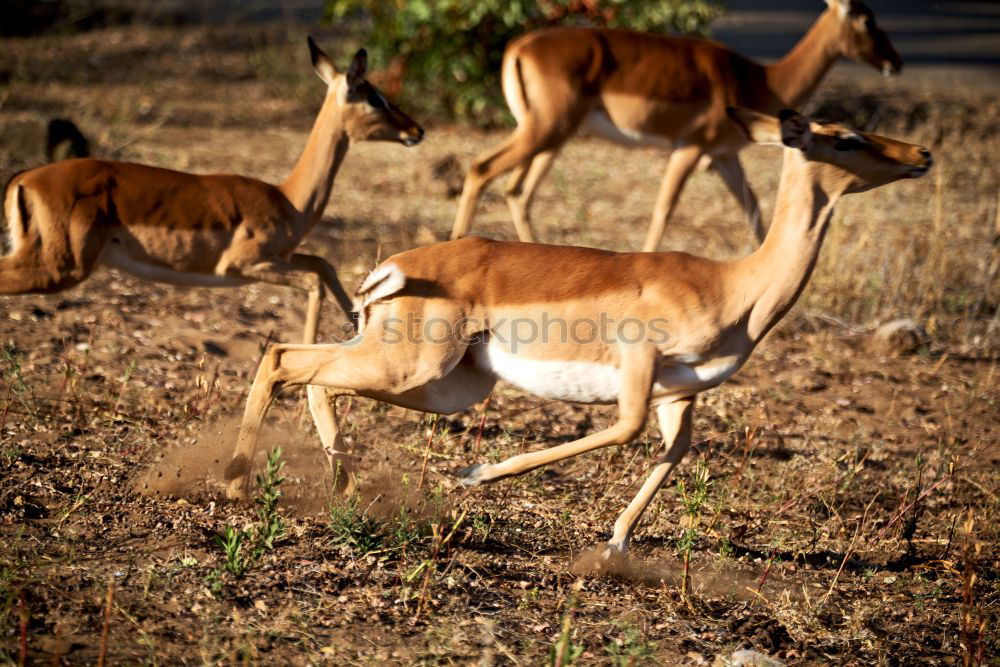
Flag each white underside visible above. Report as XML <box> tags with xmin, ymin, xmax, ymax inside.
<box><xmin>581</xmin><ymin>110</ymin><xmax>677</xmax><ymax>150</ymax></box>
<box><xmin>480</xmin><ymin>343</ymin><xmax>622</xmax><ymax>403</ymax></box>
<box><xmin>477</xmin><ymin>343</ymin><xmax>745</xmax><ymax>405</ymax></box>
<box><xmin>101</xmin><ymin>244</ymin><xmax>250</xmax><ymax>288</ymax></box>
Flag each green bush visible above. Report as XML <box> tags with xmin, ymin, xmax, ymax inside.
<box><xmin>325</xmin><ymin>0</ymin><xmax>724</xmax><ymax>126</ymax></box>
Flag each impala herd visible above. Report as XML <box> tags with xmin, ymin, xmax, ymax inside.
<box><xmin>3</xmin><ymin>0</ymin><xmax>933</xmax><ymax>562</ymax></box>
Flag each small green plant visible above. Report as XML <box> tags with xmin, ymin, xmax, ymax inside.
<box><xmin>216</xmin><ymin>525</ymin><xmax>250</xmax><ymax>577</ymax></box>
<box><xmin>329</xmin><ymin>495</ymin><xmax>386</xmax><ymax>556</ymax></box>
<box><xmin>0</xmin><ymin>446</ymin><xmax>21</xmax><ymax>467</ymax></box>
<box><xmin>254</xmin><ymin>448</ymin><xmax>286</xmax><ymax>553</ymax></box>
<box><xmin>605</xmin><ymin>623</ymin><xmax>657</xmax><ymax>666</ymax></box>
<box><xmin>1</xmin><ymin>344</ymin><xmax>35</xmax><ymax>421</ymax></box>
<box><xmin>719</xmin><ymin>536</ymin><xmax>735</xmax><ymax>559</ymax></box>
<box><xmin>210</xmin><ymin>448</ymin><xmax>286</xmax><ymax>589</ymax></box>
<box><xmin>677</xmin><ymin>459</ymin><xmax>711</xmax><ymax>606</ymax></box>
<box><xmin>549</xmin><ymin>588</ymin><xmax>584</xmax><ymax>666</ymax></box>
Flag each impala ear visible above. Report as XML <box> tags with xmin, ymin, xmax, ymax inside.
<box><xmin>308</xmin><ymin>36</ymin><xmax>339</xmax><ymax>86</ymax></box>
<box><xmin>726</xmin><ymin>107</ymin><xmax>782</xmax><ymax>145</ymax></box>
<box><xmin>824</xmin><ymin>0</ymin><xmax>852</xmax><ymax>19</ymax></box>
<box><xmin>346</xmin><ymin>49</ymin><xmax>368</xmax><ymax>89</ymax></box>
<box><xmin>777</xmin><ymin>109</ymin><xmax>813</xmax><ymax>149</ymax></box>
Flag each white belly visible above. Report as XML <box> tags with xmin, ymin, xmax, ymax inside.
<box><xmin>478</xmin><ymin>343</ymin><xmax>620</xmax><ymax>404</ymax></box>
<box><xmin>581</xmin><ymin>110</ymin><xmax>676</xmax><ymax>150</ymax></box>
<box><xmin>474</xmin><ymin>344</ymin><xmax>745</xmax><ymax>405</ymax></box>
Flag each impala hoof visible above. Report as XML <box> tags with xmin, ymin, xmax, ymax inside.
<box><xmin>455</xmin><ymin>463</ymin><xmax>491</xmax><ymax>486</ymax></box>
<box><xmin>224</xmin><ymin>480</ymin><xmax>249</xmax><ymax>502</ymax></box>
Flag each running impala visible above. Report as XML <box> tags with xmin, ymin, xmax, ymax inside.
<box><xmin>225</xmin><ymin>108</ymin><xmax>931</xmax><ymax>558</ymax></box>
<box><xmin>1</xmin><ymin>39</ymin><xmax>423</xmax><ymax>476</ymax></box>
<box><xmin>451</xmin><ymin>0</ymin><xmax>902</xmax><ymax>251</ymax></box>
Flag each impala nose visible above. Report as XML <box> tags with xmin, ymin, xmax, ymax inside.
<box><xmin>403</xmin><ymin>126</ymin><xmax>424</xmax><ymax>146</ymax></box>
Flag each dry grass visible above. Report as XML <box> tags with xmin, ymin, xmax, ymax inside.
<box><xmin>0</xmin><ymin>25</ymin><xmax>997</xmax><ymax>665</ymax></box>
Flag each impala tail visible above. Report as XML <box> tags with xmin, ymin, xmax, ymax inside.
<box><xmin>501</xmin><ymin>52</ymin><xmax>531</xmax><ymax>124</ymax></box>
<box><xmin>1</xmin><ymin>173</ymin><xmax>27</xmax><ymax>257</ymax></box>
<box><xmin>355</xmin><ymin>263</ymin><xmax>406</xmax><ymax>330</ymax></box>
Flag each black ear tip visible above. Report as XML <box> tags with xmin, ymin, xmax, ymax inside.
<box><xmin>778</xmin><ymin>109</ymin><xmax>799</xmax><ymax>122</ymax></box>
<box><xmin>355</xmin><ymin>48</ymin><xmax>367</xmax><ymax>59</ymax></box>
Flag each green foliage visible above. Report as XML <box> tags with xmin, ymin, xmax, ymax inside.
<box><xmin>326</xmin><ymin>0</ymin><xmax>723</xmax><ymax>126</ymax></box>
<box><xmin>1</xmin><ymin>344</ymin><xmax>35</xmax><ymax>421</ymax></box>
<box><xmin>211</xmin><ymin>448</ymin><xmax>286</xmax><ymax>589</ymax></box>
<box><xmin>215</xmin><ymin>525</ymin><xmax>250</xmax><ymax>577</ymax></box>
<box><xmin>549</xmin><ymin>592</ymin><xmax>584</xmax><ymax>666</ymax></box>
<box><xmin>254</xmin><ymin>448</ymin><xmax>286</xmax><ymax>553</ymax></box>
<box><xmin>328</xmin><ymin>483</ymin><xmax>444</xmax><ymax>557</ymax></box>
<box><xmin>676</xmin><ymin>459</ymin><xmax>712</xmax><ymax>603</ymax></box>
<box><xmin>329</xmin><ymin>495</ymin><xmax>388</xmax><ymax>556</ymax></box>
<box><xmin>605</xmin><ymin>623</ymin><xmax>658</xmax><ymax>665</ymax></box>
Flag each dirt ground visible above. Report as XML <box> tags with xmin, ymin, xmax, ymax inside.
<box><xmin>0</xmin><ymin>23</ymin><xmax>998</xmax><ymax>666</ymax></box>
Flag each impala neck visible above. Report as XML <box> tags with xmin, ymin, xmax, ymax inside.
<box><xmin>732</xmin><ymin>150</ymin><xmax>847</xmax><ymax>342</ymax></box>
<box><xmin>765</xmin><ymin>9</ymin><xmax>843</xmax><ymax>109</ymax></box>
<box><xmin>280</xmin><ymin>89</ymin><xmax>351</xmax><ymax>226</ymax></box>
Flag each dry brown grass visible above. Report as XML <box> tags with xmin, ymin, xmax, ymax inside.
<box><xmin>0</xmin><ymin>25</ymin><xmax>997</xmax><ymax>665</ymax></box>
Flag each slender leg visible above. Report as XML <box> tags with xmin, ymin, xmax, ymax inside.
<box><xmin>712</xmin><ymin>154</ymin><xmax>764</xmax><ymax>244</ymax></box>
<box><xmin>452</xmin><ymin>106</ymin><xmax>582</xmax><ymax>242</ymax></box>
<box><xmin>225</xmin><ymin>336</ymin><xmax>471</xmax><ymax>500</ymax></box>
<box><xmin>452</xmin><ymin>129</ymin><xmax>537</xmax><ymax>240</ymax></box>
<box><xmin>225</xmin><ymin>344</ymin><xmax>295</xmax><ymax>500</ymax></box>
<box><xmin>607</xmin><ymin>397</ymin><xmax>695</xmax><ymax>556</ymax></box>
<box><xmin>285</xmin><ymin>253</ymin><xmax>361</xmax><ymax>491</ymax></box>
<box><xmin>643</xmin><ymin>145</ymin><xmax>704</xmax><ymax>252</ymax></box>
<box><xmin>290</xmin><ymin>253</ymin><xmax>355</xmax><ymax>339</ymax></box>
<box><xmin>238</xmin><ymin>256</ymin><xmax>362</xmax><ymax>490</ymax></box>
<box><xmin>505</xmin><ymin>149</ymin><xmax>558</xmax><ymax>243</ymax></box>
<box><xmin>458</xmin><ymin>344</ymin><xmax>656</xmax><ymax>484</ymax></box>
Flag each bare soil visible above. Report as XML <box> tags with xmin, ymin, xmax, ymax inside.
<box><xmin>0</xmin><ymin>24</ymin><xmax>997</xmax><ymax>665</ymax></box>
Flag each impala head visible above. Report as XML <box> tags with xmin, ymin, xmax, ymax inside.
<box><xmin>727</xmin><ymin>107</ymin><xmax>931</xmax><ymax>194</ymax></box>
<box><xmin>824</xmin><ymin>0</ymin><xmax>902</xmax><ymax>76</ymax></box>
<box><xmin>308</xmin><ymin>37</ymin><xmax>424</xmax><ymax>146</ymax></box>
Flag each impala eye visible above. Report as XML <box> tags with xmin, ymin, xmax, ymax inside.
<box><xmin>367</xmin><ymin>88</ymin><xmax>386</xmax><ymax>109</ymax></box>
<box><xmin>834</xmin><ymin>137</ymin><xmax>866</xmax><ymax>151</ymax></box>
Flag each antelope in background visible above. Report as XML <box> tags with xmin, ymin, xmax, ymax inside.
<box><xmin>451</xmin><ymin>0</ymin><xmax>903</xmax><ymax>251</ymax></box>
<box><xmin>1</xmin><ymin>38</ymin><xmax>424</xmax><ymax>482</ymax></box>
<box><xmin>224</xmin><ymin>107</ymin><xmax>931</xmax><ymax>558</ymax></box>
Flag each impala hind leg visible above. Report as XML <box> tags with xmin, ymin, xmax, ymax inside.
<box><xmin>607</xmin><ymin>397</ymin><xmax>694</xmax><ymax>556</ymax></box>
<box><xmin>643</xmin><ymin>145</ymin><xmax>704</xmax><ymax>252</ymax></box>
<box><xmin>0</xmin><ymin>199</ymin><xmax>107</xmax><ymax>294</ymax></box>
<box><xmin>712</xmin><ymin>154</ymin><xmax>764</xmax><ymax>244</ymax></box>
<box><xmin>452</xmin><ymin>116</ymin><xmax>579</xmax><ymax>241</ymax></box>
<box><xmin>505</xmin><ymin>149</ymin><xmax>559</xmax><ymax>243</ymax></box>
<box><xmin>225</xmin><ymin>337</ymin><xmax>469</xmax><ymax>500</ymax></box>
<box><xmin>236</xmin><ymin>255</ymin><xmax>360</xmax><ymax>491</ymax></box>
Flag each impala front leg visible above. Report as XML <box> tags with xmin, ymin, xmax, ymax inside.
<box><xmin>458</xmin><ymin>344</ymin><xmax>656</xmax><ymax>484</ymax></box>
<box><xmin>607</xmin><ymin>397</ymin><xmax>694</xmax><ymax>556</ymax></box>
<box><xmin>712</xmin><ymin>154</ymin><xmax>764</xmax><ymax>244</ymax></box>
<box><xmin>644</xmin><ymin>145</ymin><xmax>704</xmax><ymax>252</ymax></box>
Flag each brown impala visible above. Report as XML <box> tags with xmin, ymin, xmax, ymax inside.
<box><xmin>225</xmin><ymin>108</ymin><xmax>931</xmax><ymax>560</ymax></box>
<box><xmin>451</xmin><ymin>0</ymin><xmax>902</xmax><ymax>251</ymax></box>
<box><xmin>1</xmin><ymin>39</ymin><xmax>423</xmax><ymax>478</ymax></box>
